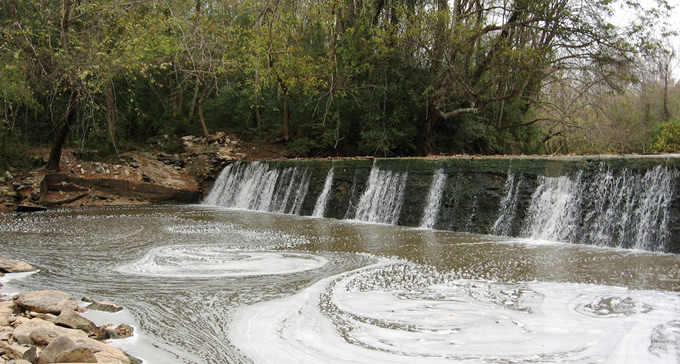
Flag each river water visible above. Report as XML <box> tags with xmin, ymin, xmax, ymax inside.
<box><xmin>1</xmin><ymin>205</ymin><xmax>679</xmax><ymax>363</ymax></box>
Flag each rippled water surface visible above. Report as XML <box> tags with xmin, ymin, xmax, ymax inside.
<box><xmin>1</xmin><ymin>205</ymin><xmax>679</xmax><ymax>363</ymax></box>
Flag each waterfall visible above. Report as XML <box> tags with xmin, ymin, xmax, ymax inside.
<box><xmin>353</xmin><ymin>164</ymin><xmax>408</xmax><ymax>225</ymax></box>
<box><xmin>204</xmin><ymin>159</ymin><xmax>678</xmax><ymax>253</ymax></box>
<box><xmin>521</xmin><ymin>174</ymin><xmax>584</xmax><ymax>243</ymax></box>
<box><xmin>312</xmin><ymin>168</ymin><xmax>334</xmax><ymax>218</ymax></box>
<box><xmin>419</xmin><ymin>169</ymin><xmax>447</xmax><ymax>228</ymax></box>
<box><xmin>521</xmin><ymin>166</ymin><xmax>677</xmax><ymax>251</ymax></box>
<box><xmin>491</xmin><ymin>173</ymin><xmax>524</xmax><ymax>236</ymax></box>
<box><xmin>203</xmin><ymin>161</ymin><xmax>311</xmax><ymax>215</ymax></box>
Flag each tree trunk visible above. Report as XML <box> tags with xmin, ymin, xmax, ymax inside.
<box><xmin>254</xmin><ymin>67</ymin><xmax>262</xmax><ymax>129</ymax></box>
<box><xmin>198</xmin><ymin>94</ymin><xmax>209</xmax><ymax>138</ymax></box>
<box><xmin>662</xmin><ymin>61</ymin><xmax>671</xmax><ymax>121</ymax></box>
<box><xmin>418</xmin><ymin>109</ymin><xmax>436</xmax><ymax>155</ymax></box>
<box><xmin>9</xmin><ymin>0</ymin><xmax>18</xmax><ymax>26</ymax></box>
<box><xmin>60</xmin><ymin>0</ymin><xmax>72</xmax><ymax>52</ymax></box>
<box><xmin>105</xmin><ymin>81</ymin><xmax>117</xmax><ymax>149</ymax></box>
<box><xmin>188</xmin><ymin>77</ymin><xmax>201</xmax><ymax>122</ymax></box>
<box><xmin>283</xmin><ymin>92</ymin><xmax>290</xmax><ymax>141</ymax></box>
<box><xmin>46</xmin><ymin>91</ymin><xmax>77</xmax><ymax>172</ymax></box>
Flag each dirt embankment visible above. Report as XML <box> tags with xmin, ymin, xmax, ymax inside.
<box><xmin>0</xmin><ymin>133</ymin><xmax>256</xmax><ymax>212</ymax></box>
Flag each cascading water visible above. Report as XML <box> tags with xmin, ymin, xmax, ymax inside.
<box><xmin>204</xmin><ymin>161</ymin><xmax>311</xmax><ymax>214</ymax></box>
<box><xmin>419</xmin><ymin>169</ymin><xmax>447</xmax><ymax>229</ymax></box>
<box><xmin>353</xmin><ymin>164</ymin><xmax>408</xmax><ymax>225</ymax></box>
<box><xmin>312</xmin><ymin>168</ymin><xmax>335</xmax><ymax>218</ymax></box>
<box><xmin>491</xmin><ymin>173</ymin><xmax>524</xmax><ymax>236</ymax></box>
<box><xmin>203</xmin><ymin>159</ymin><xmax>678</xmax><ymax>252</ymax></box>
<box><xmin>522</xmin><ymin>165</ymin><xmax>677</xmax><ymax>251</ymax></box>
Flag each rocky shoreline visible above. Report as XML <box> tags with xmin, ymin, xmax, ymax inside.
<box><xmin>1</xmin><ymin>256</ymin><xmax>136</xmax><ymax>364</ymax></box>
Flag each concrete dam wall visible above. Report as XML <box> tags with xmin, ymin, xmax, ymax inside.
<box><xmin>204</xmin><ymin>155</ymin><xmax>680</xmax><ymax>254</ymax></box>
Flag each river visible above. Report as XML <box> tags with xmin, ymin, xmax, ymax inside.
<box><xmin>1</xmin><ymin>205</ymin><xmax>679</xmax><ymax>363</ymax></box>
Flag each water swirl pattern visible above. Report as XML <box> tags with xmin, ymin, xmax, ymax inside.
<box><xmin>231</xmin><ymin>263</ymin><xmax>680</xmax><ymax>364</ymax></box>
<box><xmin>118</xmin><ymin>246</ymin><xmax>328</xmax><ymax>278</ymax></box>
<box><xmin>1</xmin><ymin>206</ymin><xmax>679</xmax><ymax>363</ymax></box>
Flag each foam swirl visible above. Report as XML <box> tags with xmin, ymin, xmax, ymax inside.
<box><xmin>117</xmin><ymin>245</ymin><xmax>328</xmax><ymax>278</ymax></box>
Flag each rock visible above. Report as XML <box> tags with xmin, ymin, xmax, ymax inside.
<box><xmin>0</xmin><ymin>301</ymin><xmax>16</xmax><ymax>326</ymax></box>
<box><xmin>13</xmin><ymin>318</ymin><xmax>88</xmax><ymax>346</ymax></box>
<box><xmin>14</xmin><ymin>291</ymin><xmax>77</xmax><ymax>315</ymax></box>
<box><xmin>5</xmin><ymin>171</ymin><xmax>14</xmax><ymax>180</ymax></box>
<box><xmin>86</xmin><ymin>301</ymin><xmax>122</xmax><ymax>313</ymax></box>
<box><xmin>21</xmin><ymin>346</ymin><xmax>38</xmax><ymax>363</ymax></box>
<box><xmin>29</xmin><ymin>328</ymin><xmax>62</xmax><ymax>346</ymax></box>
<box><xmin>102</xmin><ymin>324</ymin><xmax>133</xmax><ymax>339</ymax></box>
<box><xmin>0</xmin><ymin>256</ymin><xmax>37</xmax><ymax>273</ymax></box>
<box><xmin>10</xmin><ymin>316</ymin><xmax>28</xmax><ymax>328</ymax></box>
<box><xmin>71</xmin><ymin>337</ymin><xmax>131</xmax><ymax>363</ymax></box>
<box><xmin>0</xmin><ymin>327</ymin><xmax>13</xmax><ymax>342</ymax></box>
<box><xmin>0</xmin><ymin>341</ymin><xmax>29</xmax><ymax>360</ymax></box>
<box><xmin>15</xmin><ymin>319</ymin><xmax>131</xmax><ymax>364</ymax></box>
<box><xmin>54</xmin><ymin>308</ymin><xmax>96</xmax><ymax>333</ymax></box>
<box><xmin>208</xmin><ymin>131</ymin><xmax>226</xmax><ymax>144</ymax></box>
<box><xmin>53</xmin><ymin>346</ymin><xmax>97</xmax><ymax>363</ymax></box>
<box><xmin>26</xmin><ymin>311</ymin><xmax>57</xmax><ymax>322</ymax></box>
<box><xmin>35</xmin><ymin>335</ymin><xmax>76</xmax><ymax>364</ymax></box>
<box><xmin>7</xmin><ymin>360</ymin><xmax>33</xmax><ymax>364</ymax></box>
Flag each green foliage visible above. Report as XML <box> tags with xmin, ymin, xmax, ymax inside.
<box><xmin>651</xmin><ymin>118</ymin><xmax>680</xmax><ymax>153</ymax></box>
<box><xmin>0</xmin><ymin>0</ymin><xmax>671</xmax><ymax>162</ymax></box>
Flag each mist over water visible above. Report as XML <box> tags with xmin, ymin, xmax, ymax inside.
<box><xmin>1</xmin><ymin>206</ymin><xmax>679</xmax><ymax>363</ymax></box>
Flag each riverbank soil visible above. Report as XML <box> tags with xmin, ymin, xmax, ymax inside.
<box><xmin>0</xmin><ymin>133</ymin><xmax>273</xmax><ymax>212</ymax></box>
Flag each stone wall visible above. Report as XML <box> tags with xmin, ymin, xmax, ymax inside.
<box><xmin>212</xmin><ymin>155</ymin><xmax>680</xmax><ymax>253</ymax></box>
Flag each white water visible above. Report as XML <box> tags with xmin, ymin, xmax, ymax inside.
<box><xmin>2</xmin><ymin>207</ymin><xmax>679</xmax><ymax>364</ymax></box>
<box><xmin>117</xmin><ymin>245</ymin><xmax>328</xmax><ymax>278</ymax></box>
<box><xmin>204</xmin><ymin>161</ymin><xmax>677</xmax><ymax>252</ymax></box>
<box><xmin>230</xmin><ymin>261</ymin><xmax>680</xmax><ymax>364</ymax></box>
<box><xmin>204</xmin><ymin>162</ymin><xmax>311</xmax><ymax>214</ymax></box>
<box><xmin>312</xmin><ymin>168</ymin><xmax>335</xmax><ymax>218</ymax></box>
<box><xmin>491</xmin><ymin>173</ymin><xmax>524</xmax><ymax>236</ymax></box>
<box><xmin>353</xmin><ymin>165</ymin><xmax>408</xmax><ymax>225</ymax></box>
<box><xmin>522</xmin><ymin>166</ymin><xmax>676</xmax><ymax>251</ymax></box>
<box><xmin>419</xmin><ymin>169</ymin><xmax>447</xmax><ymax>229</ymax></box>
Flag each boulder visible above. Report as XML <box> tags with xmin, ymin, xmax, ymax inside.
<box><xmin>86</xmin><ymin>301</ymin><xmax>122</xmax><ymax>313</ymax></box>
<box><xmin>10</xmin><ymin>316</ymin><xmax>29</xmax><ymax>328</ymax></box>
<box><xmin>0</xmin><ymin>300</ymin><xmax>16</xmax><ymax>326</ymax></box>
<box><xmin>21</xmin><ymin>346</ymin><xmax>39</xmax><ymax>363</ymax></box>
<box><xmin>54</xmin><ymin>308</ymin><xmax>96</xmax><ymax>333</ymax></box>
<box><xmin>102</xmin><ymin>324</ymin><xmax>133</xmax><ymax>339</ymax></box>
<box><xmin>13</xmin><ymin>318</ymin><xmax>88</xmax><ymax>346</ymax></box>
<box><xmin>7</xmin><ymin>360</ymin><xmax>33</xmax><ymax>364</ymax></box>
<box><xmin>0</xmin><ymin>341</ymin><xmax>30</xmax><ymax>360</ymax></box>
<box><xmin>14</xmin><ymin>290</ymin><xmax>77</xmax><ymax>314</ymax></box>
<box><xmin>36</xmin><ymin>335</ymin><xmax>76</xmax><ymax>364</ymax></box>
<box><xmin>0</xmin><ymin>327</ymin><xmax>13</xmax><ymax>342</ymax></box>
<box><xmin>0</xmin><ymin>256</ymin><xmax>36</xmax><ymax>273</ymax></box>
<box><xmin>26</xmin><ymin>311</ymin><xmax>57</xmax><ymax>322</ymax></box>
<box><xmin>53</xmin><ymin>346</ymin><xmax>98</xmax><ymax>363</ymax></box>
<box><xmin>68</xmin><ymin>336</ymin><xmax>131</xmax><ymax>363</ymax></box>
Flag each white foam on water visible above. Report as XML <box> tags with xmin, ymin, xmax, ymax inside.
<box><xmin>230</xmin><ymin>262</ymin><xmax>680</xmax><ymax>364</ymax></box>
<box><xmin>116</xmin><ymin>246</ymin><xmax>328</xmax><ymax>278</ymax></box>
<box><xmin>0</xmin><ymin>271</ymin><xmax>39</xmax><ymax>298</ymax></box>
<box><xmin>80</xmin><ymin>308</ymin><xmax>182</xmax><ymax>364</ymax></box>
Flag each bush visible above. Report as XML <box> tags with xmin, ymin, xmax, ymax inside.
<box><xmin>651</xmin><ymin>118</ymin><xmax>680</xmax><ymax>153</ymax></box>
